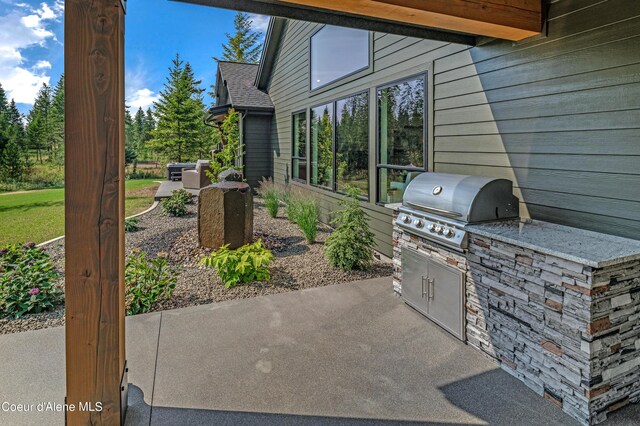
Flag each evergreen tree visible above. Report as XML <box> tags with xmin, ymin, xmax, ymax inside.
<box><xmin>149</xmin><ymin>54</ymin><xmax>211</xmax><ymax>162</ymax></box>
<box><xmin>124</xmin><ymin>107</ymin><xmax>136</xmax><ymax>166</ymax></box>
<box><xmin>26</xmin><ymin>83</ymin><xmax>53</xmax><ymax>163</ymax></box>
<box><xmin>214</xmin><ymin>12</ymin><xmax>263</xmax><ymax>64</ymax></box>
<box><xmin>0</xmin><ymin>85</ymin><xmax>27</xmax><ymax>181</ymax></box>
<box><xmin>50</xmin><ymin>75</ymin><xmax>65</xmax><ymax>165</ymax></box>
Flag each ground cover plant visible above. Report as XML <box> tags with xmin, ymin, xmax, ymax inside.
<box><xmin>125</xmin><ymin>250</ymin><xmax>178</xmax><ymax>315</ymax></box>
<box><xmin>0</xmin><ymin>179</ymin><xmax>159</xmax><ymax>245</ymax></box>
<box><xmin>200</xmin><ymin>240</ymin><xmax>274</xmax><ymax>288</ymax></box>
<box><xmin>325</xmin><ymin>187</ymin><xmax>375</xmax><ymax>271</ymax></box>
<box><xmin>0</xmin><ymin>243</ymin><xmax>62</xmax><ymax>318</ymax></box>
<box><xmin>125</xmin><ymin>217</ymin><xmax>140</xmax><ymax>232</ymax></box>
<box><xmin>161</xmin><ymin>189</ymin><xmax>190</xmax><ymax>217</ymax></box>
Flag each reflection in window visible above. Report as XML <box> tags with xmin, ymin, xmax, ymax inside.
<box><xmin>336</xmin><ymin>92</ymin><xmax>369</xmax><ymax>198</ymax></box>
<box><xmin>377</xmin><ymin>76</ymin><xmax>426</xmax><ymax>203</ymax></box>
<box><xmin>292</xmin><ymin>112</ymin><xmax>307</xmax><ymax>182</ymax></box>
<box><xmin>311</xmin><ymin>103</ymin><xmax>334</xmax><ymax>189</ymax></box>
<box><xmin>311</xmin><ymin>26</ymin><xmax>369</xmax><ymax>90</ymax></box>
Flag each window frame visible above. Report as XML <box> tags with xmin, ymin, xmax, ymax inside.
<box><xmin>291</xmin><ymin>110</ymin><xmax>308</xmax><ymax>183</ymax></box>
<box><xmin>374</xmin><ymin>73</ymin><xmax>428</xmax><ymax>205</ymax></box>
<box><xmin>308</xmin><ymin>25</ymin><xmax>373</xmax><ymax>94</ymax></box>
<box><xmin>308</xmin><ymin>90</ymin><xmax>370</xmax><ymax>200</ymax></box>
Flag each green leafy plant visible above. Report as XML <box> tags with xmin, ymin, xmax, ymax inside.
<box><xmin>0</xmin><ymin>243</ymin><xmax>62</xmax><ymax>318</ymax></box>
<box><xmin>257</xmin><ymin>177</ymin><xmax>280</xmax><ymax>218</ymax></box>
<box><xmin>324</xmin><ymin>187</ymin><xmax>375</xmax><ymax>271</ymax></box>
<box><xmin>125</xmin><ymin>250</ymin><xmax>178</xmax><ymax>315</ymax></box>
<box><xmin>205</xmin><ymin>108</ymin><xmax>243</xmax><ymax>182</ymax></box>
<box><xmin>161</xmin><ymin>189</ymin><xmax>189</xmax><ymax>217</ymax></box>
<box><xmin>125</xmin><ymin>217</ymin><xmax>140</xmax><ymax>232</ymax></box>
<box><xmin>173</xmin><ymin>188</ymin><xmax>194</xmax><ymax>204</ymax></box>
<box><xmin>200</xmin><ymin>240</ymin><xmax>274</xmax><ymax>288</ymax></box>
<box><xmin>295</xmin><ymin>199</ymin><xmax>319</xmax><ymax>243</ymax></box>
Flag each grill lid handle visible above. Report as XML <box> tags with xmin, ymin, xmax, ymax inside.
<box><xmin>404</xmin><ymin>201</ymin><xmax>463</xmax><ymax>219</ymax></box>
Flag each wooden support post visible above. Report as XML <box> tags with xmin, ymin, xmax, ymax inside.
<box><xmin>65</xmin><ymin>0</ymin><xmax>126</xmax><ymax>424</ymax></box>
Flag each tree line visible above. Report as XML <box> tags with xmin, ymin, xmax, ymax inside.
<box><xmin>0</xmin><ymin>12</ymin><xmax>263</xmax><ymax>188</ymax></box>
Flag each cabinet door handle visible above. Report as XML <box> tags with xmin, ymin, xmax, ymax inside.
<box><xmin>421</xmin><ymin>276</ymin><xmax>428</xmax><ymax>298</ymax></box>
<box><xmin>428</xmin><ymin>278</ymin><xmax>434</xmax><ymax>300</ymax></box>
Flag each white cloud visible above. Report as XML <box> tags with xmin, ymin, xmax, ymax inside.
<box><xmin>248</xmin><ymin>14</ymin><xmax>270</xmax><ymax>32</ymax></box>
<box><xmin>0</xmin><ymin>1</ymin><xmax>63</xmax><ymax>104</ymax></box>
<box><xmin>125</xmin><ymin>63</ymin><xmax>160</xmax><ymax>110</ymax></box>
<box><xmin>127</xmin><ymin>88</ymin><xmax>160</xmax><ymax>110</ymax></box>
<box><xmin>33</xmin><ymin>60</ymin><xmax>51</xmax><ymax>70</ymax></box>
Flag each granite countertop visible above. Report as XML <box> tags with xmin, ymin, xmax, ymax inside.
<box><xmin>465</xmin><ymin>219</ymin><xmax>640</xmax><ymax>268</ymax></box>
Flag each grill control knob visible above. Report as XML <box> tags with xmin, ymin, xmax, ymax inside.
<box><xmin>402</xmin><ymin>215</ymin><xmax>411</xmax><ymax>224</ymax></box>
<box><xmin>415</xmin><ymin>219</ymin><xmax>424</xmax><ymax>228</ymax></box>
<box><xmin>436</xmin><ymin>226</ymin><xmax>444</xmax><ymax>234</ymax></box>
<box><xmin>444</xmin><ymin>228</ymin><xmax>456</xmax><ymax>238</ymax></box>
<box><xmin>428</xmin><ymin>223</ymin><xmax>437</xmax><ymax>232</ymax></box>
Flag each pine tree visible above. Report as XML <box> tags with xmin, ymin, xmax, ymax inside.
<box><xmin>149</xmin><ymin>54</ymin><xmax>211</xmax><ymax>162</ymax></box>
<box><xmin>124</xmin><ymin>106</ymin><xmax>136</xmax><ymax>166</ymax></box>
<box><xmin>26</xmin><ymin>83</ymin><xmax>53</xmax><ymax>163</ymax></box>
<box><xmin>214</xmin><ymin>12</ymin><xmax>263</xmax><ymax>64</ymax></box>
<box><xmin>0</xmin><ymin>86</ymin><xmax>27</xmax><ymax>181</ymax></box>
<box><xmin>50</xmin><ymin>75</ymin><xmax>65</xmax><ymax>165</ymax></box>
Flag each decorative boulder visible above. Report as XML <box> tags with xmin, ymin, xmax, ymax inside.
<box><xmin>198</xmin><ymin>170</ymin><xmax>253</xmax><ymax>250</ymax></box>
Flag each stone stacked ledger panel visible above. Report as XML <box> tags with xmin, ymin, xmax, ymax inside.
<box><xmin>392</xmin><ymin>217</ymin><xmax>640</xmax><ymax>426</ymax></box>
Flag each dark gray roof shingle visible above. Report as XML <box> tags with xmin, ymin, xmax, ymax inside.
<box><xmin>218</xmin><ymin>62</ymin><xmax>274</xmax><ymax>110</ymax></box>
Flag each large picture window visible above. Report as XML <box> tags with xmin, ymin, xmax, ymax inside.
<box><xmin>377</xmin><ymin>75</ymin><xmax>426</xmax><ymax>204</ymax></box>
<box><xmin>310</xmin><ymin>93</ymin><xmax>370</xmax><ymax>198</ymax></box>
<box><xmin>336</xmin><ymin>92</ymin><xmax>369</xmax><ymax>197</ymax></box>
<box><xmin>291</xmin><ymin>111</ymin><xmax>307</xmax><ymax>182</ymax></box>
<box><xmin>310</xmin><ymin>26</ymin><xmax>369</xmax><ymax>90</ymax></box>
<box><xmin>311</xmin><ymin>103</ymin><xmax>334</xmax><ymax>189</ymax></box>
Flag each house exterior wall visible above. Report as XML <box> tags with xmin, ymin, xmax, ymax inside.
<box><xmin>243</xmin><ymin>113</ymin><xmax>273</xmax><ymax>187</ymax></box>
<box><xmin>267</xmin><ymin>0</ymin><xmax>640</xmax><ymax>257</ymax></box>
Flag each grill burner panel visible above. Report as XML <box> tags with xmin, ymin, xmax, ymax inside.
<box><xmin>398</xmin><ymin>172</ymin><xmax>519</xmax><ymax>250</ymax></box>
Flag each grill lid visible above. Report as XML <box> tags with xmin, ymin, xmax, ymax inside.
<box><xmin>403</xmin><ymin>172</ymin><xmax>519</xmax><ymax>223</ymax></box>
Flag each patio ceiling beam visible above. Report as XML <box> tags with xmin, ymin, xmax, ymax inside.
<box><xmin>174</xmin><ymin>0</ymin><xmax>478</xmax><ymax>45</ymax></box>
<box><xmin>65</xmin><ymin>0</ymin><xmax>126</xmax><ymax>424</ymax></box>
<box><xmin>278</xmin><ymin>0</ymin><xmax>543</xmax><ymax>41</ymax></box>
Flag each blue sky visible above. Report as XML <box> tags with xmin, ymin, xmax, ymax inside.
<box><xmin>0</xmin><ymin>0</ymin><xmax>269</xmax><ymax>115</ymax></box>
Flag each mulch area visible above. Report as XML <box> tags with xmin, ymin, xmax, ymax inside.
<box><xmin>0</xmin><ymin>198</ymin><xmax>392</xmax><ymax>335</ymax></box>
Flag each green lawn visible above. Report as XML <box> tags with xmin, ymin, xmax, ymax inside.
<box><xmin>0</xmin><ymin>179</ymin><xmax>160</xmax><ymax>246</ymax></box>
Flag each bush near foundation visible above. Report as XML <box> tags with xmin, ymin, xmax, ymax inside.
<box><xmin>200</xmin><ymin>240</ymin><xmax>273</xmax><ymax>288</ymax></box>
<box><xmin>125</xmin><ymin>250</ymin><xmax>178</xmax><ymax>315</ymax></box>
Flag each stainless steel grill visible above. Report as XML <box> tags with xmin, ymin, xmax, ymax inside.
<box><xmin>397</xmin><ymin>172</ymin><xmax>520</xmax><ymax>251</ymax></box>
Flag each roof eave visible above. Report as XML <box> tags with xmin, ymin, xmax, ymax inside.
<box><xmin>255</xmin><ymin>17</ymin><xmax>286</xmax><ymax>91</ymax></box>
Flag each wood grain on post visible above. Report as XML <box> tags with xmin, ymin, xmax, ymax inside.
<box><xmin>64</xmin><ymin>0</ymin><xmax>126</xmax><ymax>424</ymax></box>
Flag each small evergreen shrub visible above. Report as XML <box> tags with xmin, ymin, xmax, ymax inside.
<box><xmin>173</xmin><ymin>188</ymin><xmax>194</xmax><ymax>204</ymax></box>
<box><xmin>257</xmin><ymin>177</ymin><xmax>280</xmax><ymax>218</ymax></box>
<box><xmin>324</xmin><ymin>187</ymin><xmax>375</xmax><ymax>271</ymax></box>
<box><xmin>124</xmin><ymin>217</ymin><xmax>140</xmax><ymax>232</ymax></box>
<box><xmin>200</xmin><ymin>240</ymin><xmax>274</xmax><ymax>288</ymax></box>
<box><xmin>125</xmin><ymin>250</ymin><xmax>178</xmax><ymax>315</ymax></box>
<box><xmin>295</xmin><ymin>199</ymin><xmax>319</xmax><ymax>243</ymax></box>
<box><xmin>161</xmin><ymin>189</ymin><xmax>189</xmax><ymax>217</ymax></box>
<box><xmin>0</xmin><ymin>243</ymin><xmax>62</xmax><ymax>318</ymax></box>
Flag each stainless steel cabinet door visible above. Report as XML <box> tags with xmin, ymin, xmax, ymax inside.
<box><xmin>401</xmin><ymin>247</ymin><xmax>429</xmax><ymax>317</ymax></box>
<box><xmin>427</xmin><ymin>260</ymin><xmax>464</xmax><ymax>340</ymax></box>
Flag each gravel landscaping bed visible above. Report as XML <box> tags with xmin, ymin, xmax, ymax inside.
<box><xmin>0</xmin><ymin>198</ymin><xmax>392</xmax><ymax>335</ymax></box>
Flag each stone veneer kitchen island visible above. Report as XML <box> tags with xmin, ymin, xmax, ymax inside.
<box><xmin>464</xmin><ymin>219</ymin><xmax>640</xmax><ymax>425</ymax></box>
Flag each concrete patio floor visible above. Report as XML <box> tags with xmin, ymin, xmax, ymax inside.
<box><xmin>154</xmin><ymin>180</ymin><xmax>200</xmax><ymax>200</ymax></box>
<box><xmin>1</xmin><ymin>277</ymin><xmax>638</xmax><ymax>425</ymax></box>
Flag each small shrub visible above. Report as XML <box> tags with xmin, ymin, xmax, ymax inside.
<box><xmin>284</xmin><ymin>186</ymin><xmax>305</xmax><ymax>223</ymax></box>
<box><xmin>173</xmin><ymin>188</ymin><xmax>194</xmax><ymax>204</ymax></box>
<box><xmin>295</xmin><ymin>199</ymin><xmax>319</xmax><ymax>243</ymax></box>
<box><xmin>257</xmin><ymin>178</ymin><xmax>280</xmax><ymax>218</ymax></box>
<box><xmin>124</xmin><ymin>217</ymin><xmax>140</xmax><ymax>232</ymax></box>
<box><xmin>200</xmin><ymin>240</ymin><xmax>273</xmax><ymax>288</ymax></box>
<box><xmin>161</xmin><ymin>189</ymin><xmax>189</xmax><ymax>217</ymax></box>
<box><xmin>0</xmin><ymin>243</ymin><xmax>62</xmax><ymax>318</ymax></box>
<box><xmin>324</xmin><ymin>187</ymin><xmax>375</xmax><ymax>271</ymax></box>
<box><xmin>125</xmin><ymin>250</ymin><xmax>178</xmax><ymax>315</ymax></box>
